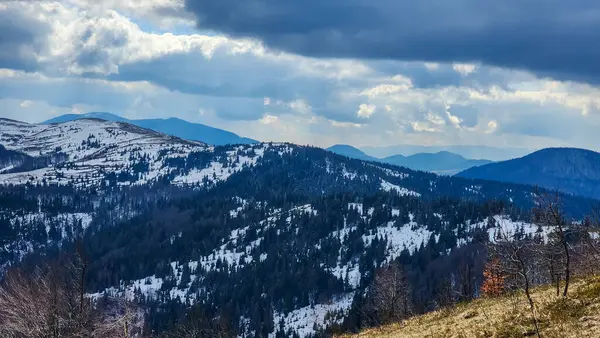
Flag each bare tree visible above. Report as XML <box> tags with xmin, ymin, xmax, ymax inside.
<box><xmin>543</xmin><ymin>243</ymin><xmax>563</xmax><ymax>297</ymax></box>
<box><xmin>491</xmin><ymin>221</ymin><xmax>541</xmax><ymax>338</ymax></box>
<box><xmin>363</xmin><ymin>261</ymin><xmax>412</xmax><ymax>326</ymax></box>
<box><xmin>0</xmin><ymin>253</ymin><xmax>143</xmax><ymax>338</ymax></box>
<box><xmin>574</xmin><ymin>206</ymin><xmax>600</xmax><ymax>273</ymax></box>
<box><xmin>533</xmin><ymin>191</ymin><xmax>571</xmax><ymax>297</ymax></box>
<box><xmin>160</xmin><ymin>306</ymin><xmax>233</xmax><ymax>338</ymax></box>
<box><xmin>94</xmin><ymin>297</ymin><xmax>146</xmax><ymax>338</ymax></box>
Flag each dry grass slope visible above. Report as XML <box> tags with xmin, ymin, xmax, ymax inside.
<box><xmin>340</xmin><ymin>276</ymin><xmax>600</xmax><ymax>338</ymax></box>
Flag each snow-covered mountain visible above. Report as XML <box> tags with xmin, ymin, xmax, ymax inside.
<box><xmin>43</xmin><ymin>112</ymin><xmax>258</xmax><ymax>146</ymax></box>
<box><xmin>0</xmin><ymin>118</ymin><xmax>273</xmax><ymax>188</ymax></box>
<box><xmin>0</xmin><ymin>118</ymin><xmax>560</xmax><ymax>204</ymax></box>
<box><xmin>2</xmin><ymin>117</ymin><xmax>199</xmax><ymax>157</ymax></box>
<box><xmin>2</xmin><ymin>118</ymin><xmax>583</xmax><ymax>205</ymax></box>
<box><xmin>0</xmin><ymin>118</ymin><xmax>596</xmax><ymax>337</ymax></box>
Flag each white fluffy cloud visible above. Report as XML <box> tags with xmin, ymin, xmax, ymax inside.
<box><xmin>453</xmin><ymin>63</ymin><xmax>477</xmax><ymax>76</ymax></box>
<box><xmin>486</xmin><ymin>120</ymin><xmax>498</xmax><ymax>134</ymax></box>
<box><xmin>259</xmin><ymin>114</ymin><xmax>278</xmax><ymax>125</ymax></box>
<box><xmin>445</xmin><ymin>105</ymin><xmax>463</xmax><ymax>128</ymax></box>
<box><xmin>0</xmin><ymin>0</ymin><xmax>599</xmax><ymax>152</ymax></box>
<box><xmin>19</xmin><ymin>100</ymin><xmax>33</xmax><ymax>108</ymax></box>
<box><xmin>357</xmin><ymin>104</ymin><xmax>376</xmax><ymax>119</ymax></box>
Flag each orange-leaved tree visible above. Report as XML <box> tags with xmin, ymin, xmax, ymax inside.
<box><xmin>481</xmin><ymin>258</ymin><xmax>506</xmax><ymax>297</ymax></box>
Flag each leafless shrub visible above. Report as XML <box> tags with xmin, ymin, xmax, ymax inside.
<box><xmin>489</xmin><ymin>219</ymin><xmax>541</xmax><ymax>338</ymax></box>
<box><xmin>363</xmin><ymin>261</ymin><xmax>412</xmax><ymax>327</ymax></box>
<box><xmin>0</xmin><ymin>250</ymin><xmax>143</xmax><ymax>338</ymax></box>
<box><xmin>533</xmin><ymin>191</ymin><xmax>571</xmax><ymax>297</ymax></box>
<box><xmin>158</xmin><ymin>306</ymin><xmax>233</xmax><ymax>338</ymax></box>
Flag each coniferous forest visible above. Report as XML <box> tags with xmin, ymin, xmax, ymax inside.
<box><xmin>1</xmin><ymin>119</ymin><xmax>600</xmax><ymax>337</ymax></box>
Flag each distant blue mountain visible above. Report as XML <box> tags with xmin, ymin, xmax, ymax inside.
<box><xmin>327</xmin><ymin>144</ymin><xmax>380</xmax><ymax>162</ymax></box>
<box><xmin>383</xmin><ymin>151</ymin><xmax>493</xmax><ymax>175</ymax></box>
<box><xmin>43</xmin><ymin>113</ymin><xmax>258</xmax><ymax>146</ymax></box>
<box><xmin>457</xmin><ymin>147</ymin><xmax>600</xmax><ymax>200</ymax></box>
<box><xmin>44</xmin><ymin>112</ymin><xmax>129</xmax><ymax>124</ymax></box>
<box><xmin>327</xmin><ymin>144</ymin><xmax>493</xmax><ymax>174</ymax></box>
<box><xmin>362</xmin><ymin>144</ymin><xmax>531</xmax><ymax>161</ymax></box>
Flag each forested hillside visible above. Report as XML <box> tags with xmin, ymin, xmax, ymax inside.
<box><xmin>1</xmin><ymin>118</ymin><xmax>598</xmax><ymax>337</ymax></box>
<box><xmin>458</xmin><ymin>147</ymin><xmax>600</xmax><ymax>200</ymax></box>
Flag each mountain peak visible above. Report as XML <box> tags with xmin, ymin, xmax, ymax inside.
<box><xmin>327</xmin><ymin>145</ymin><xmax>493</xmax><ymax>174</ymax></box>
<box><xmin>327</xmin><ymin>144</ymin><xmax>379</xmax><ymax>162</ymax></box>
<box><xmin>457</xmin><ymin>147</ymin><xmax>600</xmax><ymax>199</ymax></box>
<box><xmin>383</xmin><ymin>151</ymin><xmax>491</xmax><ymax>174</ymax></box>
<box><xmin>42</xmin><ymin>113</ymin><xmax>257</xmax><ymax>146</ymax></box>
<box><xmin>433</xmin><ymin>150</ymin><xmax>464</xmax><ymax>158</ymax></box>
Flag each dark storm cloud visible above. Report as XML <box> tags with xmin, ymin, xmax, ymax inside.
<box><xmin>0</xmin><ymin>6</ymin><xmax>49</xmax><ymax>71</ymax></box>
<box><xmin>104</xmin><ymin>51</ymin><xmax>344</xmax><ymax>120</ymax></box>
<box><xmin>0</xmin><ymin>76</ymin><xmax>134</xmax><ymax>109</ymax></box>
<box><xmin>184</xmin><ymin>0</ymin><xmax>600</xmax><ymax>84</ymax></box>
<box><xmin>74</xmin><ymin>27</ymin><xmax>129</xmax><ymax>68</ymax></box>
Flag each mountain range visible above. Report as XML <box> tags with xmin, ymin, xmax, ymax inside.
<box><xmin>0</xmin><ymin>117</ymin><xmax>598</xmax><ymax>337</ymax></box>
<box><xmin>43</xmin><ymin>114</ymin><xmax>500</xmax><ymax>175</ymax></box>
<box><xmin>382</xmin><ymin>151</ymin><xmax>492</xmax><ymax>174</ymax></box>
<box><xmin>457</xmin><ymin>147</ymin><xmax>600</xmax><ymax>200</ymax></box>
<box><xmin>327</xmin><ymin>144</ymin><xmax>493</xmax><ymax>174</ymax></box>
<box><xmin>326</xmin><ymin>144</ymin><xmax>380</xmax><ymax>162</ymax></box>
<box><xmin>43</xmin><ymin>112</ymin><xmax>258</xmax><ymax>146</ymax></box>
<box><xmin>361</xmin><ymin>144</ymin><xmax>532</xmax><ymax>161</ymax></box>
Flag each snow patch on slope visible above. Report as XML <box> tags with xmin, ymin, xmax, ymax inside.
<box><xmin>88</xmin><ymin>261</ymin><xmax>200</xmax><ymax>304</ymax></box>
<box><xmin>363</xmin><ymin>221</ymin><xmax>435</xmax><ymax>259</ymax></box>
<box><xmin>380</xmin><ymin>179</ymin><xmax>420</xmax><ymax>197</ymax></box>
<box><xmin>270</xmin><ymin>293</ymin><xmax>355</xmax><ymax>338</ymax></box>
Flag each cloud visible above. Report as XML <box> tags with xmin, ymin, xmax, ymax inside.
<box><xmin>356</xmin><ymin>103</ymin><xmax>375</xmax><ymax>119</ymax></box>
<box><xmin>0</xmin><ymin>4</ymin><xmax>49</xmax><ymax>71</ymax></box>
<box><xmin>411</xmin><ymin>121</ymin><xmax>439</xmax><ymax>133</ymax></box>
<box><xmin>184</xmin><ymin>0</ymin><xmax>600</xmax><ymax>84</ymax></box>
<box><xmin>425</xmin><ymin>112</ymin><xmax>445</xmax><ymax>126</ymax></box>
<box><xmin>453</xmin><ymin>63</ymin><xmax>477</xmax><ymax>76</ymax></box>
<box><xmin>486</xmin><ymin>120</ymin><xmax>498</xmax><ymax>134</ymax></box>
<box><xmin>66</xmin><ymin>0</ymin><xmax>194</xmax><ymax>28</ymax></box>
<box><xmin>19</xmin><ymin>100</ymin><xmax>32</xmax><ymax>108</ymax></box>
<box><xmin>1</xmin><ymin>1</ymin><xmax>600</xmax><ymax>152</ymax></box>
<box><xmin>0</xmin><ymin>2</ymin><xmax>367</xmax><ymax>121</ymax></box>
<box><xmin>331</xmin><ymin>120</ymin><xmax>362</xmax><ymax>128</ymax></box>
<box><xmin>259</xmin><ymin>114</ymin><xmax>278</xmax><ymax>124</ymax></box>
<box><xmin>424</xmin><ymin>63</ymin><xmax>439</xmax><ymax>71</ymax></box>
<box><xmin>289</xmin><ymin>99</ymin><xmax>312</xmax><ymax>115</ymax></box>
<box><xmin>445</xmin><ymin>105</ymin><xmax>463</xmax><ymax>128</ymax></box>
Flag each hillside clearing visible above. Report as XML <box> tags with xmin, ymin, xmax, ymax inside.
<box><xmin>340</xmin><ymin>276</ymin><xmax>600</xmax><ymax>338</ymax></box>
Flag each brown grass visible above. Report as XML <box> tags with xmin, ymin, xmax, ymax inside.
<box><xmin>338</xmin><ymin>276</ymin><xmax>600</xmax><ymax>338</ymax></box>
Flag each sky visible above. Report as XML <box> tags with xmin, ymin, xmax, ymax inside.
<box><xmin>1</xmin><ymin>0</ymin><xmax>600</xmax><ymax>151</ymax></box>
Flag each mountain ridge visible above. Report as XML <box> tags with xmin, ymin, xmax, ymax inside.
<box><xmin>362</xmin><ymin>144</ymin><xmax>532</xmax><ymax>161</ymax></box>
<box><xmin>383</xmin><ymin>151</ymin><xmax>493</xmax><ymax>174</ymax></box>
<box><xmin>327</xmin><ymin>144</ymin><xmax>494</xmax><ymax>174</ymax></box>
<box><xmin>3</xmin><ymin>118</ymin><xmax>592</xmax><ymax>210</ymax></box>
<box><xmin>43</xmin><ymin>112</ymin><xmax>258</xmax><ymax>146</ymax></box>
<box><xmin>457</xmin><ymin>147</ymin><xmax>600</xmax><ymax>200</ymax></box>
<box><xmin>1</xmin><ymin>118</ymin><xmax>598</xmax><ymax>337</ymax></box>
<box><xmin>327</xmin><ymin>144</ymin><xmax>380</xmax><ymax>162</ymax></box>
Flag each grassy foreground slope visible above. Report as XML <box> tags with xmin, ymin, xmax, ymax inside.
<box><xmin>340</xmin><ymin>276</ymin><xmax>600</xmax><ymax>338</ymax></box>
